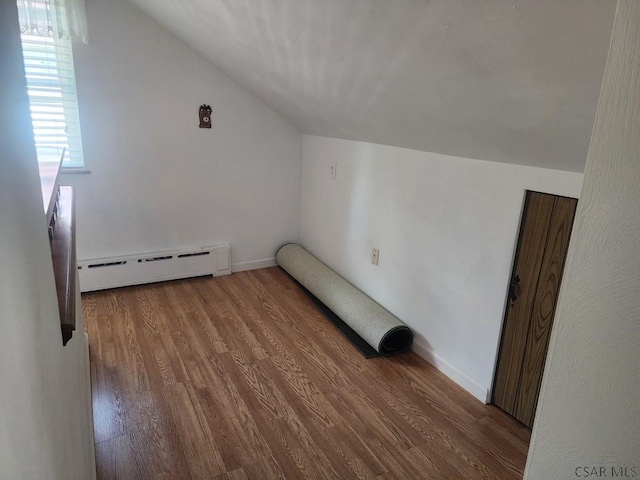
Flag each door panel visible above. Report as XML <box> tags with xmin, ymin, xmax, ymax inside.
<box><xmin>492</xmin><ymin>193</ymin><xmax>555</xmax><ymax>413</ymax></box>
<box><xmin>492</xmin><ymin>191</ymin><xmax>577</xmax><ymax>427</ymax></box>
<box><xmin>513</xmin><ymin>196</ymin><xmax>577</xmax><ymax>425</ymax></box>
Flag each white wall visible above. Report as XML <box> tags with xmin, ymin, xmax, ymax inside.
<box><xmin>0</xmin><ymin>1</ymin><xmax>95</xmax><ymax>478</ymax></box>
<box><xmin>62</xmin><ymin>0</ymin><xmax>302</xmax><ymax>270</ymax></box>
<box><xmin>525</xmin><ymin>1</ymin><xmax>640</xmax><ymax>477</ymax></box>
<box><xmin>301</xmin><ymin>135</ymin><xmax>583</xmax><ymax>401</ymax></box>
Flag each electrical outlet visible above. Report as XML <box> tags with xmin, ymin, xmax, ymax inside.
<box><xmin>330</xmin><ymin>161</ymin><xmax>337</xmax><ymax>180</ymax></box>
<box><xmin>371</xmin><ymin>248</ymin><xmax>379</xmax><ymax>266</ymax></box>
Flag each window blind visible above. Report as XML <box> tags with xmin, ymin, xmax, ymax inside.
<box><xmin>21</xmin><ymin>33</ymin><xmax>84</xmax><ymax>168</ymax></box>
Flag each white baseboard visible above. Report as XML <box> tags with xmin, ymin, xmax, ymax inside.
<box><xmin>412</xmin><ymin>339</ymin><xmax>490</xmax><ymax>404</ymax></box>
<box><xmin>232</xmin><ymin>257</ymin><xmax>277</xmax><ymax>273</ymax></box>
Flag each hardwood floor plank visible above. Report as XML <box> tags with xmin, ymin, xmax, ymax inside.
<box><xmin>85</xmin><ymin>268</ymin><xmax>530</xmax><ymax>480</ymax></box>
<box><xmin>91</xmin><ymin>363</ymin><xmax>125</xmax><ymax>443</ymax></box>
<box><xmin>252</xmin><ymin>269</ymin><xmax>369</xmax><ymax>372</ymax></box>
<box><xmin>190</xmin><ymin>385</ymin><xmax>271</xmax><ymax>471</ymax></box>
<box><xmin>312</xmin><ymin>413</ymin><xmax>389</xmax><ymax>476</ymax></box>
<box><xmin>242</xmin><ymin>455</ymin><xmax>286</xmax><ymax>480</ymax></box>
<box><xmin>303</xmin><ymin>416</ymin><xmax>383</xmax><ymax>479</ymax></box>
<box><xmin>128</xmin><ymin>426</ymin><xmax>190</xmax><ymax>479</ymax></box>
<box><xmin>213</xmin><ymin>466</ymin><xmax>250</xmax><ymax>480</ymax></box>
<box><xmin>324</xmin><ymin>388</ymin><xmax>414</xmax><ymax>450</ymax></box>
<box><xmin>264</xmin><ymin>355</ymin><xmax>335</xmax><ymax>428</ymax></box>
<box><xmin>222</xmin><ymin>349</ymin><xmax>284</xmax><ymax>421</ymax></box>
<box><xmin>254</xmin><ymin>412</ymin><xmax>341</xmax><ymax>480</ymax></box>
<box><xmin>365</xmin><ymin>437</ymin><xmax>429</xmax><ymax>479</ymax></box>
<box><xmin>169</xmin><ymin>328</ymin><xmax>209</xmax><ymax>389</ymax></box>
<box><xmin>173</xmin><ymin>281</ymin><xmax>230</xmax><ymax>354</ymax></box>
<box><xmin>160</xmin><ymin>382</ymin><xmax>226</xmax><ymax>478</ymax></box>
<box><xmin>95</xmin><ymin>435</ymin><xmax>138</xmax><ymax>480</ymax></box>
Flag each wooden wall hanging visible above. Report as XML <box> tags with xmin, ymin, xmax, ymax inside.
<box><xmin>199</xmin><ymin>105</ymin><xmax>212</xmax><ymax>128</ymax></box>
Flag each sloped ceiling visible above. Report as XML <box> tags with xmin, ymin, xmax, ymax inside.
<box><xmin>125</xmin><ymin>0</ymin><xmax>616</xmax><ymax>172</ymax></box>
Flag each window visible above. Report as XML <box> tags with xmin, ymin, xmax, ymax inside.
<box><xmin>18</xmin><ymin>2</ymin><xmax>85</xmax><ymax>169</ymax></box>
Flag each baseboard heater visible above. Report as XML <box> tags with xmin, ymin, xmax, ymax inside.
<box><xmin>77</xmin><ymin>244</ymin><xmax>231</xmax><ymax>292</ymax></box>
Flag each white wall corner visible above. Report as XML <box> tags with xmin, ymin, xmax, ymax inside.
<box><xmin>412</xmin><ymin>338</ymin><xmax>490</xmax><ymax>404</ymax></box>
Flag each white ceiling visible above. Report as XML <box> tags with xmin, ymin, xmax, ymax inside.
<box><xmin>126</xmin><ymin>0</ymin><xmax>616</xmax><ymax>172</ymax></box>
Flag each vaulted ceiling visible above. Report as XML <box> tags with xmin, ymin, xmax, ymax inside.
<box><xmin>126</xmin><ymin>0</ymin><xmax>616</xmax><ymax>172</ymax></box>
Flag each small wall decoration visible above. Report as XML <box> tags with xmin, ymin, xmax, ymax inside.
<box><xmin>199</xmin><ymin>104</ymin><xmax>212</xmax><ymax>128</ymax></box>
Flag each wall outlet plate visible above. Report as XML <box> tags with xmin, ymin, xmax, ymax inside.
<box><xmin>371</xmin><ymin>248</ymin><xmax>379</xmax><ymax>266</ymax></box>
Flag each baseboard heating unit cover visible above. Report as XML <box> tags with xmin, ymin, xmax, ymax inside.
<box><xmin>276</xmin><ymin>243</ymin><xmax>413</xmax><ymax>357</ymax></box>
<box><xmin>78</xmin><ymin>244</ymin><xmax>231</xmax><ymax>292</ymax></box>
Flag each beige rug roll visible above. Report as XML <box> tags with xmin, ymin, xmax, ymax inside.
<box><xmin>276</xmin><ymin>243</ymin><xmax>413</xmax><ymax>355</ymax></box>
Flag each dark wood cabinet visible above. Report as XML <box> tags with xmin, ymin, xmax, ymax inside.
<box><xmin>49</xmin><ymin>186</ymin><xmax>76</xmax><ymax>345</ymax></box>
<box><xmin>39</xmin><ymin>156</ymin><xmax>77</xmax><ymax>346</ymax></box>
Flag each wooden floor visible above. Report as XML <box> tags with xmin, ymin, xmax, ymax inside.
<box><xmin>84</xmin><ymin>267</ymin><xmax>530</xmax><ymax>480</ymax></box>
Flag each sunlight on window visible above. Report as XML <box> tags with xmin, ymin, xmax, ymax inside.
<box><xmin>19</xmin><ymin>20</ymin><xmax>84</xmax><ymax>168</ymax></box>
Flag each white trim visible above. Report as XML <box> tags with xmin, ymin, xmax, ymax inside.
<box><xmin>412</xmin><ymin>338</ymin><xmax>490</xmax><ymax>404</ymax></box>
<box><xmin>232</xmin><ymin>257</ymin><xmax>277</xmax><ymax>272</ymax></box>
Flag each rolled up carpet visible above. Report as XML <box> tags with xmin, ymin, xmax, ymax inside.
<box><xmin>276</xmin><ymin>243</ymin><xmax>413</xmax><ymax>356</ymax></box>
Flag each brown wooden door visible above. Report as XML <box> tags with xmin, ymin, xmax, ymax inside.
<box><xmin>492</xmin><ymin>191</ymin><xmax>577</xmax><ymax>427</ymax></box>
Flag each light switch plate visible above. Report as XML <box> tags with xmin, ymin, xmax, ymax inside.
<box><xmin>330</xmin><ymin>161</ymin><xmax>337</xmax><ymax>180</ymax></box>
